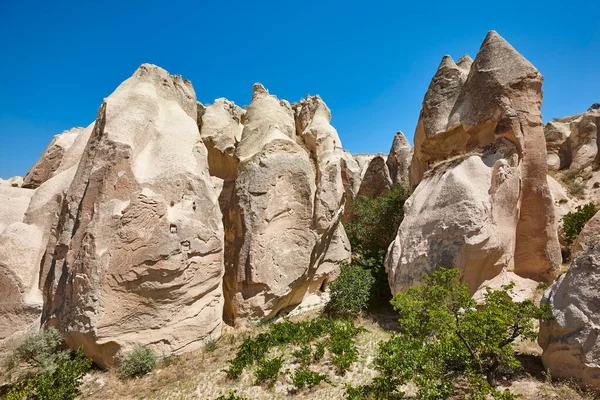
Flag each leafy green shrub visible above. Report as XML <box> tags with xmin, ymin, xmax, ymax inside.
<box><xmin>291</xmin><ymin>369</ymin><xmax>329</xmax><ymax>390</ymax></box>
<box><xmin>214</xmin><ymin>391</ymin><xmax>248</xmax><ymax>400</ymax></box>
<box><xmin>326</xmin><ymin>263</ymin><xmax>375</xmax><ymax>316</ymax></box>
<box><xmin>345</xmin><ymin>184</ymin><xmax>408</xmax><ymax>253</ymax></box>
<box><xmin>224</xmin><ymin>318</ymin><xmax>363</xmax><ymax>381</ymax></box>
<box><xmin>5</xmin><ymin>347</ymin><xmax>92</xmax><ymax>400</ymax></box>
<box><xmin>119</xmin><ymin>345</ymin><xmax>156</xmax><ymax>379</ymax></box>
<box><xmin>346</xmin><ymin>268</ymin><xmax>552</xmax><ymax>399</ymax></box>
<box><xmin>292</xmin><ymin>344</ymin><xmax>312</xmax><ymax>367</ymax></box>
<box><xmin>5</xmin><ymin>327</ymin><xmax>70</xmax><ymax>378</ymax></box>
<box><xmin>254</xmin><ymin>356</ymin><xmax>283</xmax><ymax>387</ymax></box>
<box><xmin>563</xmin><ymin>202</ymin><xmax>596</xmax><ymax>245</ymax></box>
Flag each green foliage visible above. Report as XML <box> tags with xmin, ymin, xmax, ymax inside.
<box><xmin>291</xmin><ymin>369</ymin><xmax>329</xmax><ymax>390</ymax></box>
<box><xmin>224</xmin><ymin>318</ymin><xmax>364</xmax><ymax>383</ymax></box>
<box><xmin>562</xmin><ymin>202</ymin><xmax>596</xmax><ymax>245</ymax></box>
<box><xmin>119</xmin><ymin>345</ymin><xmax>156</xmax><ymax>379</ymax></box>
<box><xmin>326</xmin><ymin>263</ymin><xmax>375</xmax><ymax>316</ymax></box>
<box><xmin>5</xmin><ymin>347</ymin><xmax>92</xmax><ymax>400</ymax></box>
<box><xmin>346</xmin><ymin>268</ymin><xmax>552</xmax><ymax>399</ymax></box>
<box><xmin>5</xmin><ymin>327</ymin><xmax>70</xmax><ymax>378</ymax></box>
<box><xmin>254</xmin><ymin>356</ymin><xmax>283</xmax><ymax>388</ymax></box>
<box><xmin>345</xmin><ymin>184</ymin><xmax>408</xmax><ymax>254</ymax></box>
<box><xmin>214</xmin><ymin>391</ymin><xmax>248</xmax><ymax>400</ymax></box>
<box><xmin>292</xmin><ymin>344</ymin><xmax>312</xmax><ymax>367</ymax></box>
<box><xmin>204</xmin><ymin>338</ymin><xmax>217</xmax><ymax>353</ymax></box>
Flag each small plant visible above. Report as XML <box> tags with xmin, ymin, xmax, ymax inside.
<box><xmin>291</xmin><ymin>369</ymin><xmax>329</xmax><ymax>390</ymax></box>
<box><xmin>563</xmin><ymin>202</ymin><xmax>596</xmax><ymax>245</ymax></box>
<box><xmin>119</xmin><ymin>345</ymin><xmax>156</xmax><ymax>379</ymax></box>
<box><xmin>560</xmin><ymin>168</ymin><xmax>593</xmax><ymax>199</ymax></box>
<box><xmin>5</xmin><ymin>347</ymin><xmax>92</xmax><ymax>400</ymax></box>
<box><xmin>254</xmin><ymin>356</ymin><xmax>283</xmax><ymax>387</ymax></box>
<box><xmin>204</xmin><ymin>338</ymin><xmax>217</xmax><ymax>353</ymax></box>
<box><xmin>11</xmin><ymin>182</ymin><xmax>18</xmax><ymax>187</ymax></box>
<box><xmin>214</xmin><ymin>391</ymin><xmax>249</xmax><ymax>400</ymax></box>
<box><xmin>292</xmin><ymin>344</ymin><xmax>312</xmax><ymax>367</ymax></box>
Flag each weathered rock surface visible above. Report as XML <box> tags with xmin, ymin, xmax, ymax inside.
<box><xmin>539</xmin><ymin>242</ymin><xmax>600</xmax><ymax>389</ymax></box>
<box><xmin>211</xmin><ymin>87</ymin><xmax>350</xmax><ymax>321</ymax></box>
<box><xmin>0</xmin><ymin>176</ymin><xmax>24</xmax><ymax>188</ymax></box>
<box><xmin>41</xmin><ymin>64</ymin><xmax>225</xmax><ymax>367</ymax></box>
<box><xmin>386</xmin><ymin>131</ymin><xmax>412</xmax><ymax>188</ymax></box>
<box><xmin>571</xmin><ymin>209</ymin><xmax>600</xmax><ymax>256</ymax></box>
<box><xmin>545</xmin><ymin>106</ymin><xmax>600</xmax><ymax>172</ymax></box>
<box><xmin>0</xmin><ymin>124</ymin><xmax>95</xmax><ymax>348</ymax></box>
<box><xmin>22</xmin><ymin>127</ymin><xmax>85</xmax><ymax>189</ymax></box>
<box><xmin>388</xmin><ymin>31</ymin><xmax>561</xmax><ymax>294</ymax></box>
<box><xmin>356</xmin><ymin>154</ymin><xmax>393</xmax><ymax>197</ymax></box>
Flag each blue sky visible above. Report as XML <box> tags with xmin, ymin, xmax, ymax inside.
<box><xmin>0</xmin><ymin>0</ymin><xmax>598</xmax><ymax>178</ymax></box>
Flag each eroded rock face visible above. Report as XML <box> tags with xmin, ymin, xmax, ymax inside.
<box><xmin>41</xmin><ymin>64</ymin><xmax>224</xmax><ymax>367</ymax></box>
<box><xmin>212</xmin><ymin>87</ymin><xmax>350</xmax><ymax>321</ymax></box>
<box><xmin>545</xmin><ymin>107</ymin><xmax>600</xmax><ymax>172</ymax></box>
<box><xmin>22</xmin><ymin>127</ymin><xmax>85</xmax><ymax>189</ymax></box>
<box><xmin>0</xmin><ymin>123</ymin><xmax>95</xmax><ymax>348</ymax></box>
<box><xmin>539</xmin><ymin>243</ymin><xmax>600</xmax><ymax>389</ymax></box>
<box><xmin>388</xmin><ymin>31</ymin><xmax>561</xmax><ymax>295</ymax></box>
<box><xmin>356</xmin><ymin>154</ymin><xmax>393</xmax><ymax>198</ymax></box>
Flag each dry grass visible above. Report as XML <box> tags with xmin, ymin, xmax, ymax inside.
<box><xmin>78</xmin><ymin>310</ymin><xmax>597</xmax><ymax>400</ymax></box>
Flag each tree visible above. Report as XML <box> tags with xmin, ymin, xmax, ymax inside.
<box><xmin>346</xmin><ymin>268</ymin><xmax>552</xmax><ymax>400</ymax></box>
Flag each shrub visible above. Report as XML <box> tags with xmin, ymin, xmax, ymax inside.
<box><xmin>214</xmin><ymin>391</ymin><xmax>248</xmax><ymax>400</ymax></box>
<box><xmin>346</xmin><ymin>268</ymin><xmax>552</xmax><ymax>399</ymax></box>
<box><xmin>291</xmin><ymin>369</ymin><xmax>329</xmax><ymax>390</ymax></box>
<box><xmin>5</xmin><ymin>327</ymin><xmax>70</xmax><ymax>380</ymax></box>
<box><xmin>345</xmin><ymin>184</ymin><xmax>408</xmax><ymax>254</ymax></box>
<box><xmin>119</xmin><ymin>345</ymin><xmax>156</xmax><ymax>379</ymax></box>
<box><xmin>254</xmin><ymin>356</ymin><xmax>283</xmax><ymax>387</ymax></box>
<box><xmin>562</xmin><ymin>202</ymin><xmax>596</xmax><ymax>245</ymax></box>
<box><xmin>204</xmin><ymin>338</ymin><xmax>217</xmax><ymax>353</ymax></box>
<box><xmin>292</xmin><ymin>344</ymin><xmax>312</xmax><ymax>367</ymax></box>
<box><xmin>5</xmin><ymin>347</ymin><xmax>92</xmax><ymax>400</ymax></box>
<box><xmin>326</xmin><ymin>263</ymin><xmax>375</xmax><ymax>316</ymax></box>
<box><xmin>224</xmin><ymin>318</ymin><xmax>363</xmax><ymax>380</ymax></box>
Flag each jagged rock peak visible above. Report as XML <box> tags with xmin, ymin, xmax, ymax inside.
<box><xmin>456</xmin><ymin>54</ymin><xmax>473</xmax><ymax>71</ymax></box>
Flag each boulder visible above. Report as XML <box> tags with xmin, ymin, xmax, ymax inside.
<box><xmin>387</xmin><ymin>31</ymin><xmax>561</xmax><ymax>295</ymax></box>
<box><xmin>539</xmin><ymin>243</ymin><xmax>600</xmax><ymax>389</ymax></box>
<box><xmin>22</xmin><ymin>127</ymin><xmax>85</xmax><ymax>189</ymax></box>
<box><xmin>40</xmin><ymin>64</ymin><xmax>224</xmax><ymax>367</ymax></box>
<box><xmin>386</xmin><ymin>131</ymin><xmax>412</xmax><ymax>188</ymax></box>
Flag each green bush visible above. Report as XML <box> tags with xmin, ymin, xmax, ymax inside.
<box><xmin>292</xmin><ymin>344</ymin><xmax>312</xmax><ymax>367</ymax></box>
<box><xmin>214</xmin><ymin>391</ymin><xmax>248</xmax><ymax>400</ymax></box>
<box><xmin>224</xmin><ymin>318</ymin><xmax>363</xmax><ymax>381</ymax></box>
<box><xmin>254</xmin><ymin>356</ymin><xmax>283</xmax><ymax>387</ymax></box>
<box><xmin>5</xmin><ymin>347</ymin><xmax>92</xmax><ymax>400</ymax></box>
<box><xmin>562</xmin><ymin>202</ymin><xmax>596</xmax><ymax>245</ymax></box>
<box><xmin>326</xmin><ymin>263</ymin><xmax>375</xmax><ymax>316</ymax></box>
<box><xmin>346</xmin><ymin>268</ymin><xmax>552</xmax><ymax>399</ymax></box>
<box><xmin>291</xmin><ymin>369</ymin><xmax>329</xmax><ymax>390</ymax></box>
<box><xmin>345</xmin><ymin>184</ymin><xmax>408</xmax><ymax>254</ymax></box>
<box><xmin>119</xmin><ymin>345</ymin><xmax>156</xmax><ymax>379</ymax></box>
<box><xmin>5</xmin><ymin>327</ymin><xmax>70</xmax><ymax>378</ymax></box>
<box><xmin>204</xmin><ymin>338</ymin><xmax>217</xmax><ymax>353</ymax></box>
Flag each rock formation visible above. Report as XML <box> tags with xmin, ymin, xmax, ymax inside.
<box><xmin>40</xmin><ymin>65</ymin><xmax>225</xmax><ymax>367</ymax></box>
<box><xmin>539</xmin><ymin>241</ymin><xmax>600</xmax><ymax>389</ymax></box>
<box><xmin>545</xmin><ymin>105</ymin><xmax>600</xmax><ymax>172</ymax></box>
<box><xmin>356</xmin><ymin>154</ymin><xmax>393</xmax><ymax>197</ymax></box>
<box><xmin>200</xmin><ymin>88</ymin><xmax>351</xmax><ymax>321</ymax></box>
<box><xmin>387</xmin><ymin>31</ymin><xmax>561</xmax><ymax>295</ymax></box>
<box><xmin>386</xmin><ymin>131</ymin><xmax>412</xmax><ymax>188</ymax></box>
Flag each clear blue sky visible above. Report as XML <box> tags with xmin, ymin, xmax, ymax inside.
<box><xmin>1</xmin><ymin>0</ymin><xmax>598</xmax><ymax>178</ymax></box>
